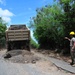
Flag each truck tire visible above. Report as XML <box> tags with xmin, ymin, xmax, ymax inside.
<box><xmin>7</xmin><ymin>42</ymin><xmax>11</xmax><ymax>51</ymax></box>
<box><xmin>27</xmin><ymin>40</ymin><xmax>30</xmax><ymax>51</ymax></box>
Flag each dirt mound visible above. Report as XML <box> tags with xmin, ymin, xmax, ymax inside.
<box><xmin>9</xmin><ymin>25</ymin><xmax>26</xmax><ymax>30</ymax></box>
<box><xmin>4</xmin><ymin>50</ymin><xmax>41</xmax><ymax>64</ymax></box>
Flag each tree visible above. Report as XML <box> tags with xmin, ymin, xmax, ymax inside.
<box><xmin>56</xmin><ymin>0</ymin><xmax>75</xmax><ymax>35</ymax></box>
<box><xmin>0</xmin><ymin>17</ymin><xmax>7</xmax><ymax>47</ymax></box>
<box><xmin>55</xmin><ymin>0</ymin><xmax>75</xmax><ymax>52</ymax></box>
<box><xmin>29</xmin><ymin>4</ymin><xmax>65</xmax><ymax>49</ymax></box>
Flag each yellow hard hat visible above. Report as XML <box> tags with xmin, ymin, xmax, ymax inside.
<box><xmin>70</xmin><ymin>31</ymin><xmax>75</xmax><ymax>35</ymax></box>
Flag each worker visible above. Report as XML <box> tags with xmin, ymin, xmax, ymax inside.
<box><xmin>65</xmin><ymin>31</ymin><xmax>75</xmax><ymax>65</ymax></box>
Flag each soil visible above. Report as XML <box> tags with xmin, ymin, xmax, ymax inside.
<box><xmin>4</xmin><ymin>50</ymin><xmax>41</xmax><ymax>64</ymax></box>
<box><xmin>0</xmin><ymin>49</ymin><xmax>75</xmax><ymax>75</ymax></box>
<box><xmin>34</xmin><ymin>49</ymin><xmax>72</xmax><ymax>63</ymax></box>
<box><xmin>2</xmin><ymin>49</ymin><xmax>72</xmax><ymax>64</ymax></box>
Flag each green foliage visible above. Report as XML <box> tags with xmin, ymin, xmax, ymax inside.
<box><xmin>30</xmin><ymin>38</ymin><xmax>39</xmax><ymax>49</ymax></box>
<box><xmin>0</xmin><ymin>17</ymin><xmax>7</xmax><ymax>47</ymax></box>
<box><xmin>56</xmin><ymin>0</ymin><xmax>75</xmax><ymax>51</ymax></box>
<box><xmin>29</xmin><ymin>4</ymin><xmax>65</xmax><ymax>49</ymax></box>
<box><xmin>56</xmin><ymin>0</ymin><xmax>75</xmax><ymax>33</ymax></box>
<box><xmin>29</xmin><ymin>0</ymin><xmax>75</xmax><ymax>51</ymax></box>
<box><xmin>0</xmin><ymin>37</ymin><xmax>6</xmax><ymax>47</ymax></box>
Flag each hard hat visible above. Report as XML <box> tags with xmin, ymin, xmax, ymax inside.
<box><xmin>70</xmin><ymin>31</ymin><xmax>75</xmax><ymax>35</ymax></box>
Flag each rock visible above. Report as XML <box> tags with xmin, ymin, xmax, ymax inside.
<box><xmin>4</xmin><ymin>53</ymin><xmax>11</xmax><ymax>58</ymax></box>
<box><xmin>31</xmin><ymin>60</ymin><xmax>36</xmax><ymax>64</ymax></box>
<box><xmin>25</xmin><ymin>60</ymin><xmax>28</xmax><ymax>63</ymax></box>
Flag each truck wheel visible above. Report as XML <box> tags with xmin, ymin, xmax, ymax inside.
<box><xmin>28</xmin><ymin>45</ymin><xmax>30</xmax><ymax>51</ymax></box>
<box><xmin>7</xmin><ymin>43</ymin><xmax>11</xmax><ymax>51</ymax></box>
<box><xmin>27</xmin><ymin>41</ymin><xmax>30</xmax><ymax>51</ymax></box>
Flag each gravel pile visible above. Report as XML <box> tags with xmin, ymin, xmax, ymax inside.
<box><xmin>4</xmin><ymin>50</ymin><xmax>41</xmax><ymax>64</ymax></box>
<box><xmin>9</xmin><ymin>25</ymin><xmax>26</xmax><ymax>30</ymax></box>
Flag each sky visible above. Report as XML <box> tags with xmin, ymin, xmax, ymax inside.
<box><xmin>0</xmin><ymin>0</ymin><xmax>54</xmax><ymax>42</ymax></box>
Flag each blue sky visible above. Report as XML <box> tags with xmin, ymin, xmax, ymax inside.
<box><xmin>0</xmin><ymin>0</ymin><xmax>54</xmax><ymax>42</ymax></box>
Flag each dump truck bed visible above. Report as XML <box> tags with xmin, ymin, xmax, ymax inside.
<box><xmin>6</xmin><ymin>25</ymin><xmax>30</xmax><ymax>41</ymax></box>
<box><xmin>5</xmin><ymin>24</ymin><xmax>30</xmax><ymax>51</ymax></box>
<box><xmin>6</xmin><ymin>30</ymin><xmax>30</xmax><ymax>41</ymax></box>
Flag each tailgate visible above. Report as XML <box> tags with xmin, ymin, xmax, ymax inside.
<box><xmin>6</xmin><ymin>30</ymin><xmax>30</xmax><ymax>41</ymax></box>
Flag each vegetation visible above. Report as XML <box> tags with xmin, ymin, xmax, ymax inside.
<box><xmin>29</xmin><ymin>0</ymin><xmax>75</xmax><ymax>52</ymax></box>
<box><xmin>30</xmin><ymin>38</ymin><xmax>39</xmax><ymax>49</ymax></box>
<box><xmin>0</xmin><ymin>0</ymin><xmax>75</xmax><ymax>53</ymax></box>
<box><xmin>0</xmin><ymin>17</ymin><xmax>7</xmax><ymax>48</ymax></box>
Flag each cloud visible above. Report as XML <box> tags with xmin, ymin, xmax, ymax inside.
<box><xmin>2</xmin><ymin>16</ymin><xmax>11</xmax><ymax>23</ymax></box>
<box><xmin>0</xmin><ymin>8</ymin><xmax>14</xmax><ymax>23</ymax></box>
<box><xmin>0</xmin><ymin>0</ymin><xmax>6</xmax><ymax>5</ymax></box>
<box><xmin>0</xmin><ymin>0</ymin><xmax>3</xmax><ymax>4</ymax></box>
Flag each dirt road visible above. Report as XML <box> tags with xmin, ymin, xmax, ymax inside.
<box><xmin>0</xmin><ymin>49</ymin><xmax>74</xmax><ymax>75</ymax></box>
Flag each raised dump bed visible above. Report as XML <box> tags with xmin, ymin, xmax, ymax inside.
<box><xmin>6</xmin><ymin>24</ymin><xmax>30</xmax><ymax>51</ymax></box>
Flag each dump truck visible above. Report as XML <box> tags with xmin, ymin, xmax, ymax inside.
<box><xmin>5</xmin><ymin>24</ymin><xmax>30</xmax><ymax>51</ymax></box>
